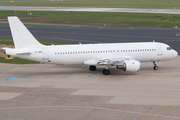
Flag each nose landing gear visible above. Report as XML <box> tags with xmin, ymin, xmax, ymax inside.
<box><xmin>153</xmin><ymin>61</ymin><xmax>158</xmax><ymax>70</ymax></box>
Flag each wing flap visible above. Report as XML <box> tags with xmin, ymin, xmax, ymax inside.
<box><xmin>98</xmin><ymin>57</ymin><xmax>124</xmax><ymax>65</ymax></box>
<box><xmin>84</xmin><ymin>56</ymin><xmax>133</xmax><ymax>66</ymax></box>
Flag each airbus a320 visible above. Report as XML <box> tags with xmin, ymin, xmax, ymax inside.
<box><xmin>2</xmin><ymin>17</ymin><xmax>178</xmax><ymax>75</ymax></box>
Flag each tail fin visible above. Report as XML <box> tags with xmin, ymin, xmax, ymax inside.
<box><xmin>8</xmin><ymin>16</ymin><xmax>42</xmax><ymax>48</ymax></box>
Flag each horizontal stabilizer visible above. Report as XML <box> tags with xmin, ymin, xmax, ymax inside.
<box><xmin>1</xmin><ymin>47</ymin><xmax>13</xmax><ymax>50</ymax></box>
<box><xmin>16</xmin><ymin>51</ymin><xmax>32</xmax><ymax>55</ymax></box>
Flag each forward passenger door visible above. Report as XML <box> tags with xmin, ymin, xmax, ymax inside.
<box><xmin>157</xmin><ymin>45</ymin><xmax>163</xmax><ymax>55</ymax></box>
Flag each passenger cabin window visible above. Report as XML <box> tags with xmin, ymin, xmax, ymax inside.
<box><xmin>167</xmin><ymin>47</ymin><xmax>172</xmax><ymax>51</ymax></box>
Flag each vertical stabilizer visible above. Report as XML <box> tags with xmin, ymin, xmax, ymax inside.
<box><xmin>8</xmin><ymin>16</ymin><xmax>42</xmax><ymax>48</ymax></box>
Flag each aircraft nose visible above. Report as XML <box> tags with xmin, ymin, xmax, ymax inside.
<box><xmin>173</xmin><ymin>50</ymin><xmax>178</xmax><ymax>57</ymax></box>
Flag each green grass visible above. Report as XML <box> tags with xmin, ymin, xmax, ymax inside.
<box><xmin>1</xmin><ymin>10</ymin><xmax>180</xmax><ymax>28</ymax></box>
<box><xmin>0</xmin><ymin>57</ymin><xmax>38</xmax><ymax>64</ymax></box>
<box><xmin>0</xmin><ymin>0</ymin><xmax>180</xmax><ymax>9</ymax></box>
<box><xmin>0</xmin><ymin>23</ymin><xmax>8</xmax><ymax>26</ymax></box>
<box><xmin>0</xmin><ymin>39</ymin><xmax>14</xmax><ymax>45</ymax></box>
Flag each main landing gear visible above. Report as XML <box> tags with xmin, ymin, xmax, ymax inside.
<box><xmin>89</xmin><ymin>65</ymin><xmax>96</xmax><ymax>71</ymax></box>
<box><xmin>89</xmin><ymin>65</ymin><xmax>110</xmax><ymax>75</ymax></box>
<box><xmin>102</xmin><ymin>69</ymin><xmax>110</xmax><ymax>75</ymax></box>
<box><xmin>153</xmin><ymin>61</ymin><xmax>158</xmax><ymax>70</ymax></box>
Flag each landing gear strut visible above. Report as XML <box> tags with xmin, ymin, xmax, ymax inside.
<box><xmin>89</xmin><ymin>65</ymin><xmax>96</xmax><ymax>71</ymax></box>
<box><xmin>102</xmin><ymin>69</ymin><xmax>110</xmax><ymax>75</ymax></box>
<box><xmin>153</xmin><ymin>61</ymin><xmax>158</xmax><ymax>70</ymax></box>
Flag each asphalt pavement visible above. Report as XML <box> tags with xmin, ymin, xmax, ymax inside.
<box><xmin>1</xmin><ymin>57</ymin><xmax>180</xmax><ymax>120</ymax></box>
<box><xmin>0</xmin><ymin>25</ymin><xmax>180</xmax><ymax>54</ymax></box>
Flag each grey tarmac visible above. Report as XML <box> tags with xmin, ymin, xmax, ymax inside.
<box><xmin>0</xmin><ymin>25</ymin><xmax>180</xmax><ymax>54</ymax></box>
<box><xmin>0</xmin><ymin>56</ymin><xmax>180</xmax><ymax>120</ymax></box>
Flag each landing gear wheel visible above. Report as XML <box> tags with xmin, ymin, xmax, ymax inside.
<box><xmin>153</xmin><ymin>61</ymin><xmax>158</xmax><ymax>70</ymax></box>
<box><xmin>153</xmin><ymin>66</ymin><xmax>158</xmax><ymax>70</ymax></box>
<box><xmin>102</xmin><ymin>69</ymin><xmax>110</xmax><ymax>75</ymax></box>
<box><xmin>89</xmin><ymin>65</ymin><xmax>96</xmax><ymax>71</ymax></box>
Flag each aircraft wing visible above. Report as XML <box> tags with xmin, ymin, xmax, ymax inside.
<box><xmin>97</xmin><ymin>58</ymin><xmax>123</xmax><ymax>65</ymax></box>
<box><xmin>84</xmin><ymin>56</ymin><xmax>134</xmax><ymax>66</ymax></box>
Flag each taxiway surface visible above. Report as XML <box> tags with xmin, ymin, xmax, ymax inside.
<box><xmin>0</xmin><ymin>25</ymin><xmax>180</xmax><ymax>54</ymax></box>
<box><xmin>1</xmin><ymin>6</ymin><xmax>180</xmax><ymax>14</ymax></box>
<box><xmin>0</xmin><ymin>56</ymin><xmax>180</xmax><ymax>120</ymax></box>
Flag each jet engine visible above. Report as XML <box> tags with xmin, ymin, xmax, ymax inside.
<box><xmin>116</xmin><ymin>60</ymin><xmax>141</xmax><ymax>72</ymax></box>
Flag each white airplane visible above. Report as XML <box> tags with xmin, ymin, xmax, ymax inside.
<box><xmin>2</xmin><ymin>16</ymin><xmax>178</xmax><ymax>75</ymax></box>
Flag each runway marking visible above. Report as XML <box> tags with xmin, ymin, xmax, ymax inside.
<box><xmin>6</xmin><ymin>77</ymin><xmax>19</xmax><ymax>81</ymax></box>
<box><xmin>139</xmin><ymin>106</ymin><xmax>178</xmax><ymax>120</ymax></box>
<box><xmin>155</xmin><ymin>111</ymin><xmax>165</xmax><ymax>115</ymax></box>
<box><xmin>166</xmin><ymin>106</ymin><xmax>177</xmax><ymax>111</ymax></box>
<box><xmin>0</xmin><ymin>106</ymin><xmax>180</xmax><ymax>119</ymax></box>
<box><xmin>139</xmin><ymin>115</ymin><xmax>152</xmax><ymax>120</ymax></box>
<box><xmin>167</xmin><ymin>39</ymin><xmax>180</xmax><ymax>42</ymax></box>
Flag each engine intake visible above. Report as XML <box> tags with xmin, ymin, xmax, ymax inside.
<box><xmin>116</xmin><ymin>60</ymin><xmax>141</xmax><ymax>72</ymax></box>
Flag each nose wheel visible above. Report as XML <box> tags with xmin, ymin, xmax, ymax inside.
<box><xmin>153</xmin><ymin>61</ymin><xmax>158</xmax><ymax>70</ymax></box>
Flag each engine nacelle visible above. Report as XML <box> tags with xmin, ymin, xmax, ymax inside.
<box><xmin>116</xmin><ymin>60</ymin><xmax>141</xmax><ymax>72</ymax></box>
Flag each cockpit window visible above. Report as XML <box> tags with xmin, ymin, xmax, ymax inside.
<box><xmin>167</xmin><ymin>47</ymin><xmax>172</xmax><ymax>50</ymax></box>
